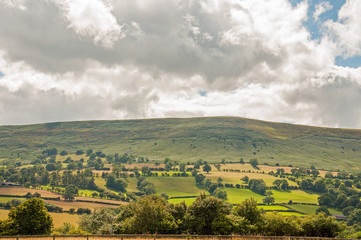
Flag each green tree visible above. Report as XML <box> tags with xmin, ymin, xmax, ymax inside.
<box><xmin>80</xmin><ymin>208</ymin><xmax>119</xmax><ymax>234</ymax></box>
<box><xmin>203</xmin><ymin>164</ymin><xmax>212</xmax><ymax>174</ymax></box>
<box><xmin>263</xmin><ymin>212</ymin><xmax>301</xmax><ymax>236</ymax></box>
<box><xmin>186</xmin><ymin>193</ymin><xmax>231</xmax><ymax>234</ymax></box>
<box><xmin>64</xmin><ymin>185</ymin><xmax>78</xmax><ymax>201</ymax></box>
<box><xmin>233</xmin><ymin>198</ymin><xmax>264</xmax><ymax>232</ymax></box>
<box><xmin>249</xmin><ymin>159</ymin><xmax>259</xmax><ymax>169</ymax></box>
<box><xmin>2</xmin><ymin>198</ymin><xmax>53</xmax><ymax>235</ymax></box>
<box><xmin>301</xmin><ymin>213</ymin><xmax>345</xmax><ymax>237</ymax></box>
<box><xmin>121</xmin><ymin>195</ymin><xmax>177</xmax><ymax>234</ymax></box>
<box><xmin>263</xmin><ymin>196</ymin><xmax>275</xmax><ymax>205</ymax></box>
<box><xmin>212</xmin><ymin>189</ymin><xmax>228</xmax><ymax>200</ymax></box>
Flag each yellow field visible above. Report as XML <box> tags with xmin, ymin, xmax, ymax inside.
<box><xmin>0</xmin><ymin>209</ymin><xmax>79</xmax><ymax>228</ymax></box>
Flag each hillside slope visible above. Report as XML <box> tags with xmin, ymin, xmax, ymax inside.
<box><xmin>1</xmin><ymin>117</ymin><xmax>361</xmax><ymax>170</ymax></box>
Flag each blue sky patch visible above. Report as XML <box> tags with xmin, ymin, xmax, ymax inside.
<box><xmin>336</xmin><ymin>56</ymin><xmax>361</xmax><ymax>68</ymax></box>
<box><xmin>0</xmin><ymin>71</ymin><xmax>4</xmax><ymax>77</ymax></box>
<box><xmin>199</xmin><ymin>90</ymin><xmax>207</xmax><ymax>97</ymax></box>
<box><xmin>289</xmin><ymin>0</ymin><xmax>361</xmax><ymax>68</ymax></box>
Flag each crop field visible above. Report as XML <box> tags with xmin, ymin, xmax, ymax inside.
<box><xmin>148</xmin><ymin>177</ymin><xmax>203</xmax><ymax>197</ymax></box>
<box><xmin>0</xmin><ymin>209</ymin><xmax>79</xmax><ymax>228</ymax></box>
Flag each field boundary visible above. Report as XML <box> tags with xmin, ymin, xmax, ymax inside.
<box><xmin>0</xmin><ymin>234</ymin><xmax>352</xmax><ymax>240</ymax></box>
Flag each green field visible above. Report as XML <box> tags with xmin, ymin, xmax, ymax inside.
<box><xmin>288</xmin><ymin>204</ymin><xmax>342</xmax><ymax>215</ymax></box>
<box><xmin>168</xmin><ymin>197</ymin><xmax>197</xmax><ymax>205</ymax></box>
<box><xmin>224</xmin><ymin>188</ymin><xmax>319</xmax><ymax>205</ymax></box>
<box><xmin>148</xmin><ymin>177</ymin><xmax>204</xmax><ymax>197</ymax></box>
<box><xmin>1</xmin><ymin>117</ymin><xmax>361</xmax><ymax>170</ymax></box>
<box><xmin>226</xmin><ymin>188</ymin><xmax>265</xmax><ymax>204</ymax></box>
<box><xmin>0</xmin><ymin>196</ymin><xmax>26</xmax><ymax>203</ymax></box>
<box><xmin>257</xmin><ymin>205</ymin><xmax>290</xmax><ymax>211</ymax></box>
<box><xmin>271</xmin><ymin>190</ymin><xmax>319</xmax><ymax>204</ymax></box>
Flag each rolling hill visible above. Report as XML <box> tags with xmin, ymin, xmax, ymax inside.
<box><xmin>1</xmin><ymin>117</ymin><xmax>361</xmax><ymax>170</ymax></box>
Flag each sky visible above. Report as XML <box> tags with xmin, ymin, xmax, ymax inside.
<box><xmin>0</xmin><ymin>0</ymin><xmax>361</xmax><ymax>128</ymax></box>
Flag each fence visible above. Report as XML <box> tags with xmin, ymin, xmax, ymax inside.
<box><xmin>0</xmin><ymin>234</ymin><xmax>353</xmax><ymax>240</ymax></box>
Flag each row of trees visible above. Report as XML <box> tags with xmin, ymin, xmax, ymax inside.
<box><xmin>80</xmin><ymin>194</ymin><xmax>345</xmax><ymax>237</ymax></box>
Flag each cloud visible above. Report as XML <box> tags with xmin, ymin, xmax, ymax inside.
<box><xmin>0</xmin><ymin>0</ymin><xmax>361</xmax><ymax>128</ymax></box>
<box><xmin>54</xmin><ymin>0</ymin><xmax>125</xmax><ymax>48</ymax></box>
<box><xmin>313</xmin><ymin>1</ymin><xmax>332</xmax><ymax>21</ymax></box>
<box><xmin>324</xmin><ymin>0</ymin><xmax>361</xmax><ymax>57</ymax></box>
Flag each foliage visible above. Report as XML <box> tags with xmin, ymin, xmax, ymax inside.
<box><xmin>185</xmin><ymin>193</ymin><xmax>231</xmax><ymax>234</ymax></box>
<box><xmin>0</xmin><ymin>198</ymin><xmax>53</xmax><ymax>235</ymax></box>
<box><xmin>120</xmin><ymin>194</ymin><xmax>177</xmax><ymax>234</ymax></box>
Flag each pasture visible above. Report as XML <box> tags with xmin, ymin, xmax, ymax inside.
<box><xmin>288</xmin><ymin>204</ymin><xmax>342</xmax><ymax>215</ymax></box>
<box><xmin>148</xmin><ymin>177</ymin><xmax>203</xmax><ymax>197</ymax></box>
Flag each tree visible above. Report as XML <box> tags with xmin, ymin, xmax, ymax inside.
<box><xmin>263</xmin><ymin>196</ymin><xmax>275</xmax><ymax>205</ymax></box>
<box><xmin>121</xmin><ymin>195</ymin><xmax>177</xmax><ymax>234</ymax></box>
<box><xmin>2</xmin><ymin>198</ymin><xmax>53</xmax><ymax>235</ymax></box>
<box><xmin>249</xmin><ymin>179</ymin><xmax>267</xmax><ymax>195</ymax></box>
<box><xmin>273</xmin><ymin>179</ymin><xmax>283</xmax><ymax>189</ymax></box>
<box><xmin>80</xmin><ymin>208</ymin><xmax>119</xmax><ymax>234</ymax></box>
<box><xmin>316</xmin><ymin>206</ymin><xmax>330</xmax><ymax>216</ymax></box>
<box><xmin>242</xmin><ymin>176</ymin><xmax>249</xmax><ymax>183</ymax></box>
<box><xmin>263</xmin><ymin>212</ymin><xmax>301</xmax><ymax>236</ymax></box>
<box><xmin>301</xmin><ymin>213</ymin><xmax>345</xmax><ymax>237</ymax></box>
<box><xmin>280</xmin><ymin>179</ymin><xmax>289</xmax><ymax>190</ymax></box>
<box><xmin>250</xmin><ymin>159</ymin><xmax>259</xmax><ymax>169</ymax></box>
<box><xmin>212</xmin><ymin>189</ymin><xmax>227</xmax><ymax>200</ymax></box>
<box><xmin>179</xmin><ymin>163</ymin><xmax>186</xmax><ymax>172</ymax></box>
<box><xmin>195</xmin><ymin>174</ymin><xmax>205</xmax><ymax>186</ymax></box>
<box><xmin>186</xmin><ymin>193</ymin><xmax>231</xmax><ymax>234</ymax></box>
<box><xmin>214</xmin><ymin>164</ymin><xmax>221</xmax><ymax>171</ymax></box>
<box><xmin>203</xmin><ymin>164</ymin><xmax>212</xmax><ymax>174</ymax></box>
<box><xmin>64</xmin><ymin>185</ymin><xmax>78</xmax><ymax>201</ymax></box>
<box><xmin>233</xmin><ymin>198</ymin><xmax>263</xmax><ymax>225</ymax></box>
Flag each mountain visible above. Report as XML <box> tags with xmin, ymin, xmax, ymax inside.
<box><xmin>1</xmin><ymin>117</ymin><xmax>361</xmax><ymax>171</ymax></box>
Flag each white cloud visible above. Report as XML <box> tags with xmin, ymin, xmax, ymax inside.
<box><xmin>313</xmin><ymin>1</ymin><xmax>332</xmax><ymax>21</ymax></box>
<box><xmin>54</xmin><ymin>0</ymin><xmax>124</xmax><ymax>48</ymax></box>
<box><xmin>324</xmin><ymin>0</ymin><xmax>361</xmax><ymax>57</ymax></box>
<box><xmin>0</xmin><ymin>0</ymin><xmax>361</xmax><ymax>128</ymax></box>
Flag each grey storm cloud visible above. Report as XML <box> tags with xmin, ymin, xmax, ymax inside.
<box><xmin>0</xmin><ymin>0</ymin><xmax>361</xmax><ymax>128</ymax></box>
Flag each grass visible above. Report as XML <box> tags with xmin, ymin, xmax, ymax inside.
<box><xmin>271</xmin><ymin>190</ymin><xmax>319</xmax><ymax>204</ymax></box>
<box><xmin>288</xmin><ymin>204</ymin><xmax>342</xmax><ymax>215</ymax></box>
<box><xmin>257</xmin><ymin>205</ymin><xmax>289</xmax><ymax>210</ymax></box>
<box><xmin>147</xmin><ymin>177</ymin><xmax>203</xmax><ymax>197</ymax></box>
<box><xmin>225</xmin><ymin>188</ymin><xmax>264</xmax><ymax>204</ymax></box>
<box><xmin>275</xmin><ymin>212</ymin><xmax>305</xmax><ymax>216</ymax></box>
<box><xmin>0</xmin><ymin>196</ymin><xmax>26</xmax><ymax>203</ymax></box>
<box><xmin>224</xmin><ymin>188</ymin><xmax>319</xmax><ymax>205</ymax></box>
<box><xmin>1</xmin><ymin>117</ymin><xmax>361</xmax><ymax>171</ymax></box>
<box><xmin>168</xmin><ymin>198</ymin><xmax>197</xmax><ymax>205</ymax></box>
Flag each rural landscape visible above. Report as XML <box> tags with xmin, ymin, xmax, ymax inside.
<box><xmin>1</xmin><ymin>0</ymin><xmax>361</xmax><ymax>239</ymax></box>
<box><xmin>0</xmin><ymin>117</ymin><xmax>361</xmax><ymax>238</ymax></box>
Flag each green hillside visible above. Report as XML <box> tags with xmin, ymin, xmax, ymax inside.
<box><xmin>1</xmin><ymin>117</ymin><xmax>361</xmax><ymax>170</ymax></box>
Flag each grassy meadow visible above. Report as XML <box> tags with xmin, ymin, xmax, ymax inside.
<box><xmin>1</xmin><ymin>117</ymin><xmax>361</xmax><ymax>170</ymax></box>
